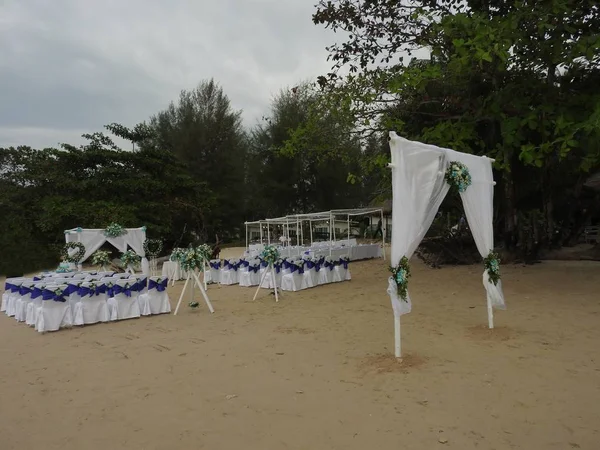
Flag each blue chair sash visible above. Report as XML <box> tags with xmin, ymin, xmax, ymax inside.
<box><xmin>149</xmin><ymin>279</ymin><xmax>168</xmax><ymax>292</ymax></box>
<box><xmin>210</xmin><ymin>261</ymin><xmax>221</xmax><ymax>270</ymax></box>
<box><xmin>78</xmin><ymin>286</ymin><xmax>92</xmax><ymax>297</ymax></box>
<box><xmin>42</xmin><ymin>288</ymin><xmax>66</xmax><ymax>302</ymax></box>
<box><xmin>31</xmin><ymin>287</ymin><xmax>44</xmax><ymax>299</ymax></box>
<box><xmin>19</xmin><ymin>285</ymin><xmax>32</xmax><ymax>296</ymax></box>
<box><xmin>113</xmin><ymin>284</ymin><xmax>134</xmax><ymax>297</ymax></box>
<box><xmin>33</xmin><ymin>277</ymin><xmax>41</xmax><ymax>281</ymax></box>
<box><xmin>10</xmin><ymin>284</ymin><xmax>20</xmax><ymax>293</ymax></box>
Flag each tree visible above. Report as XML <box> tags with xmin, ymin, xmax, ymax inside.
<box><xmin>312</xmin><ymin>0</ymin><xmax>600</xmax><ymax>256</ymax></box>
<box><xmin>141</xmin><ymin>79</ymin><xmax>248</xmax><ymax>240</ymax></box>
<box><xmin>248</xmin><ymin>83</ymin><xmax>368</xmax><ymax>220</ymax></box>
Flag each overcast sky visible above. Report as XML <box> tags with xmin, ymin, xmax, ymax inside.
<box><xmin>0</xmin><ymin>0</ymin><xmax>338</xmax><ymax>149</ymax></box>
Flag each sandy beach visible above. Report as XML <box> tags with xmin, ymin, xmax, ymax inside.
<box><xmin>1</xmin><ymin>250</ymin><xmax>600</xmax><ymax>449</ymax></box>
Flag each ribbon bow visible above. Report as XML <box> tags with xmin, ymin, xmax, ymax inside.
<box><xmin>42</xmin><ymin>288</ymin><xmax>66</xmax><ymax>302</ymax></box>
<box><xmin>113</xmin><ymin>284</ymin><xmax>134</xmax><ymax>297</ymax></box>
<box><xmin>19</xmin><ymin>285</ymin><xmax>32</xmax><ymax>296</ymax></box>
<box><xmin>149</xmin><ymin>279</ymin><xmax>168</xmax><ymax>292</ymax></box>
<box><xmin>31</xmin><ymin>287</ymin><xmax>44</xmax><ymax>299</ymax></box>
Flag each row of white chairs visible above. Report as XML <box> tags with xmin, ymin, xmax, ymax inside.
<box><xmin>208</xmin><ymin>259</ymin><xmax>351</xmax><ymax>291</ymax></box>
<box><xmin>2</xmin><ymin>272</ymin><xmax>171</xmax><ymax>333</ymax></box>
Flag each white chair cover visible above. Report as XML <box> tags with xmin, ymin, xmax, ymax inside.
<box><xmin>73</xmin><ymin>282</ymin><xmax>110</xmax><ymax>325</ymax></box>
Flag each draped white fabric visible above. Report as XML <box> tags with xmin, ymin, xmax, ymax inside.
<box><xmin>387</xmin><ymin>132</ymin><xmax>506</xmax><ymax>317</ymax></box>
<box><xmin>125</xmin><ymin>229</ymin><xmax>150</xmax><ymax>275</ymax></box>
<box><xmin>65</xmin><ymin>227</ymin><xmax>149</xmax><ymax>275</ymax></box>
<box><xmin>387</xmin><ymin>134</ymin><xmax>450</xmax><ymax>317</ymax></box>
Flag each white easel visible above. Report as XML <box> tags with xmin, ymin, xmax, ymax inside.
<box><xmin>252</xmin><ymin>262</ymin><xmax>280</xmax><ymax>302</ymax></box>
<box><xmin>174</xmin><ymin>269</ymin><xmax>214</xmax><ymax>315</ymax></box>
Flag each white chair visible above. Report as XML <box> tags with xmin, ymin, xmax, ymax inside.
<box><xmin>107</xmin><ymin>280</ymin><xmax>141</xmax><ymax>321</ymax></box>
<box><xmin>301</xmin><ymin>263</ymin><xmax>318</xmax><ymax>290</ymax></box>
<box><xmin>26</xmin><ymin>283</ymin><xmax>47</xmax><ymax>326</ymax></box>
<box><xmin>281</xmin><ymin>262</ymin><xmax>303</xmax><ymax>292</ymax></box>
<box><xmin>141</xmin><ymin>277</ymin><xmax>171</xmax><ymax>315</ymax></box>
<box><xmin>72</xmin><ymin>282</ymin><xmax>109</xmax><ymax>325</ymax></box>
<box><xmin>36</xmin><ymin>284</ymin><xmax>73</xmax><ymax>332</ymax></box>
<box><xmin>14</xmin><ymin>281</ymin><xmax>35</xmax><ymax>322</ymax></box>
<box><xmin>220</xmin><ymin>260</ymin><xmax>239</xmax><ymax>285</ymax></box>
<box><xmin>318</xmin><ymin>258</ymin><xmax>334</xmax><ymax>285</ymax></box>
<box><xmin>332</xmin><ymin>257</ymin><xmax>352</xmax><ymax>283</ymax></box>
<box><xmin>239</xmin><ymin>261</ymin><xmax>261</xmax><ymax>287</ymax></box>
<box><xmin>5</xmin><ymin>278</ymin><xmax>26</xmax><ymax>317</ymax></box>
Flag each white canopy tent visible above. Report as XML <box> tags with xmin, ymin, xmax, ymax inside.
<box><xmin>244</xmin><ymin>208</ymin><xmax>385</xmax><ymax>257</ymax></box>
<box><xmin>386</xmin><ymin>132</ymin><xmax>506</xmax><ymax>357</ymax></box>
<box><xmin>64</xmin><ymin>227</ymin><xmax>150</xmax><ymax>275</ymax></box>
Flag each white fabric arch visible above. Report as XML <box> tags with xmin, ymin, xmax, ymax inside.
<box><xmin>64</xmin><ymin>227</ymin><xmax>150</xmax><ymax>275</ymax></box>
<box><xmin>387</xmin><ymin>132</ymin><xmax>506</xmax><ymax>356</ymax></box>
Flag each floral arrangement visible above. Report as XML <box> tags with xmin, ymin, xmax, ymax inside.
<box><xmin>170</xmin><ymin>248</ymin><xmax>185</xmax><ymax>262</ymax></box>
<box><xmin>261</xmin><ymin>245</ymin><xmax>280</xmax><ymax>265</ymax></box>
<box><xmin>389</xmin><ymin>256</ymin><xmax>411</xmax><ymax>301</ymax></box>
<box><xmin>143</xmin><ymin>239</ymin><xmax>163</xmax><ymax>258</ymax></box>
<box><xmin>91</xmin><ymin>250</ymin><xmax>111</xmax><ymax>267</ymax></box>
<box><xmin>61</xmin><ymin>242</ymin><xmax>86</xmax><ymax>263</ymax></box>
<box><xmin>120</xmin><ymin>250</ymin><xmax>141</xmax><ymax>267</ymax></box>
<box><xmin>196</xmin><ymin>244</ymin><xmax>213</xmax><ymax>263</ymax></box>
<box><xmin>180</xmin><ymin>248</ymin><xmax>203</xmax><ymax>272</ymax></box>
<box><xmin>483</xmin><ymin>251</ymin><xmax>501</xmax><ymax>285</ymax></box>
<box><xmin>445</xmin><ymin>161</ymin><xmax>472</xmax><ymax>193</ymax></box>
<box><xmin>104</xmin><ymin>223</ymin><xmax>127</xmax><ymax>238</ymax></box>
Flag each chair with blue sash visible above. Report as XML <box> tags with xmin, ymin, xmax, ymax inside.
<box><xmin>72</xmin><ymin>281</ymin><xmax>110</xmax><ymax>325</ymax></box>
<box><xmin>239</xmin><ymin>259</ymin><xmax>261</xmax><ymax>287</ymax></box>
<box><xmin>141</xmin><ymin>277</ymin><xmax>171</xmax><ymax>315</ymax></box>
<box><xmin>300</xmin><ymin>257</ymin><xmax>318</xmax><ymax>290</ymax></box>
<box><xmin>35</xmin><ymin>284</ymin><xmax>73</xmax><ymax>332</ymax></box>
<box><xmin>318</xmin><ymin>256</ymin><xmax>335</xmax><ymax>285</ymax></box>
<box><xmin>281</xmin><ymin>260</ymin><xmax>303</xmax><ymax>292</ymax></box>
<box><xmin>14</xmin><ymin>280</ymin><xmax>35</xmax><ymax>322</ymax></box>
<box><xmin>332</xmin><ymin>255</ymin><xmax>352</xmax><ymax>283</ymax></box>
<box><xmin>4</xmin><ymin>277</ymin><xmax>26</xmax><ymax>317</ymax></box>
<box><xmin>107</xmin><ymin>279</ymin><xmax>141</xmax><ymax>321</ymax></box>
<box><xmin>220</xmin><ymin>259</ymin><xmax>240</xmax><ymax>285</ymax></box>
<box><xmin>26</xmin><ymin>281</ymin><xmax>49</xmax><ymax>326</ymax></box>
<box><xmin>208</xmin><ymin>259</ymin><xmax>221</xmax><ymax>284</ymax></box>
<box><xmin>15</xmin><ymin>280</ymin><xmax>35</xmax><ymax>322</ymax></box>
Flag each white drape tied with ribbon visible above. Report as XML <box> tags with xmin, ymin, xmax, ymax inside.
<box><xmin>387</xmin><ymin>132</ymin><xmax>506</xmax><ymax>318</ymax></box>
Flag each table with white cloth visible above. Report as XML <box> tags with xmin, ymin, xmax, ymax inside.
<box><xmin>161</xmin><ymin>261</ymin><xmax>189</xmax><ymax>281</ymax></box>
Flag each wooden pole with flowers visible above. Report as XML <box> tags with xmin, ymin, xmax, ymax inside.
<box><xmin>389</xmin><ymin>256</ymin><xmax>410</xmax><ymax>357</ymax></box>
<box><xmin>253</xmin><ymin>245</ymin><xmax>280</xmax><ymax>302</ymax></box>
<box><xmin>196</xmin><ymin>244</ymin><xmax>213</xmax><ymax>291</ymax></box>
<box><xmin>173</xmin><ymin>247</ymin><xmax>214</xmax><ymax>315</ymax></box>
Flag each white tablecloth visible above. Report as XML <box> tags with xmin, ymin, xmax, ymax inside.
<box><xmin>161</xmin><ymin>261</ymin><xmax>189</xmax><ymax>281</ymax></box>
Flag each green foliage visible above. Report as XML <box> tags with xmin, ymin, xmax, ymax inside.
<box><xmin>313</xmin><ymin>0</ymin><xmax>600</xmax><ymax>253</ymax></box>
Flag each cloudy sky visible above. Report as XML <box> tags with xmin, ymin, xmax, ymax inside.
<box><xmin>0</xmin><ymin>0</ymin><xmax>338</xmax><ymax>149</ymax></box>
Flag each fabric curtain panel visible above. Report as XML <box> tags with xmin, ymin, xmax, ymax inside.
<box><xmin>387</xmin><ymin>132</ymin><xmax>506</xmax><ymax>316</ymax></box>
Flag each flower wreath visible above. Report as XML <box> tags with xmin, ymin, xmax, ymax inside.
<box><xmin>104</xmin><ymin>223</ymin><xmax>127</xmax><ymax>238</ymax></box>
<box><xmin>143</xmin><ymin>239</ymin><xmax>163</xmax><ymax>258</ymax></box>
<box><xmin>389</xmin><ymin>256</ymin><xmax>411</xmax><ymax>302</ymax></box>
<box><xmin>62</xmin><ymin>242</ymin><xmax>86</xmax><ymax>263</ymax></box>
<box><xmin>483</xmin><ymin>251</ymin><xmax>501</xmax><ymax>285</ymax></box>
<box><xmin>445</xmin><ymin>161</ymin><xmax>472</xmax><ymax>193</ymax></box>
<box><xmin>261</xmin><ymin>245</ymin><xmax>280</xmax><ymax>265</ymax></box>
